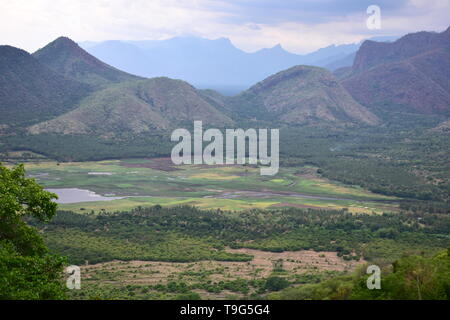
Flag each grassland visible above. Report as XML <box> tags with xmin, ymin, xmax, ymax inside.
<box><xmin>22</xmin><ymin>158</ymin><xmax>398</xmax><ymax>213</ymax></box>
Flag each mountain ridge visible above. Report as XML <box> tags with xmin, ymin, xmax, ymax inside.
<box><xmin>342</xmin><ymin>27</ymin><xmax>450</xmax><ymax>115</ymax></box>
<box><xmin>33</xmin><ymin>37</ymin><xmax>142</xmax><ymax>88</ymax></box>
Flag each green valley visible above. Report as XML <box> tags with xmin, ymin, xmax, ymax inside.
<box><xmin>1</xmin><ymin>23</ymin><xmax>450</xmax><ymax>303</ymax></box>
<box><xmin>21</xmin><ymin>158</ymin><xmax>396</xmax><ymax>213</ymax></box>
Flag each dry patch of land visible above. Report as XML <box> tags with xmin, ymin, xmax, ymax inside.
<box><xmin>78</xmin><ymin>248</ymin><xmax>363</xmax><ymax>299</ymax></box>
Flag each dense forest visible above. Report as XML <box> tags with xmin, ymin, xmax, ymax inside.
<box><xmin>30</xmin><ymin>205</ymin><xmax>450</xmax><ymax>266</ymax></box>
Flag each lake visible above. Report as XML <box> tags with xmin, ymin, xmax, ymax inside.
<box><xmin>46</xmin><ymin>188</ymin><xmax>125</xmax><ymax>204</ymax></box>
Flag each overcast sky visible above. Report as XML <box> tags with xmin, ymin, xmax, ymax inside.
<box><xmin>1</xmin><ymin>0</ymin><xmax>449</xmax><ymax>54</ymax></box>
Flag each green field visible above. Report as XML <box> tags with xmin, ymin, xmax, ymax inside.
<box><xmin>22</xmin><ymin>158</ymin><xmax>397</xmax><ymax>213</ymax></box>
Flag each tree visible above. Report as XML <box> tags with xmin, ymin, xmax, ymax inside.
<box><xmin>265</xmin><ymin>276</ymin><xmax>289</xmax><ymax>291</ymax></box>
<box><xmin>350</xmin><ymin>249</ymin><xmax>450</xmax><ymax>300</ymax></box>
<box><xmin>0</xmin><ymin>163</ymin><xmax>66</xmax><ymax>299</ymax></box>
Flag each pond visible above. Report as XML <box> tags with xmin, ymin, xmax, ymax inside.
<box><xmin>46</xmin><ymin>188</ymin><xmax>125</xmax><ymax>204</ymax></box>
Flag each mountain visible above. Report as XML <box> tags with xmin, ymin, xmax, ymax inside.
<box><xmin>0</xmin><ymin>45</ymin><xmax>91</xmax><ymax>126</ymax></box>
<box><xmin>80</xmin><ymin>37</ymin><xmax>393</xmax><ymax>94</ymax></box>
<box><xmin>342</xmin><ymin>27</ymin><xmax>450</xmax><ymax>115</ymax></box>
<box><xmin>352</xmin><ymin>30</ymin><xmax>450</xmax><ymax>72</ymax></box>
<box><xmin>33</xmin><ymin>37</ymin><xmax>142</xmax><ymax>87</ymax></box>
<box><xmin>29</xmin><ymin>77</ymin><xmax>234</xmax><ymax>136</ymax></box>
<box><xmin>26</xmin><ymin>37</ymin><xmax>236</xmax><ymax>136</ymax></box>
<box><xmin>333</xmin><ymin>66</ymin><xmax>353</xmax><ymax>80</ymax></box>
<box><xmin>228</xmin><ymin>65</ymin><xmax>379</xmax><ymax>126</ymax></box>
<box><xmin>325</xmin><ymin>52</ymin><xmax>356</xmax><ymax>71</ymax></box>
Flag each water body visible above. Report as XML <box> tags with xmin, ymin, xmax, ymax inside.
<box><xmin>46</xmin><ymin>188</ymin><xmax>125</xmax><ymax>204</ymax></box>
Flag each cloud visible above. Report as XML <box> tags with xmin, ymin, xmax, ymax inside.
<box><xmin>0</xmin><ymin>0</ymin><xmax>448</xmax><ymax>54</ymax></box>
<box><xmin>204</xmin><ymin>0</ymin><xmax>409</xmax><ymax>25</ymax></box>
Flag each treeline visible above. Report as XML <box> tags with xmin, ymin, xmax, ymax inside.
<box><xmin>1</xmin><ymin>132</ymin><xmax>172</xmax><ymax>162</ymax></box>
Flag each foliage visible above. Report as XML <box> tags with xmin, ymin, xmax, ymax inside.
<box><xmin>31</xmin><ymin>205</ymin><xmax>450</xmax><ymax>266</ymax></box>
<box><xmin>269</xmin><ymin>249</ymin><xmax>450</xmax><ymax>300</ymax></box>
<box><xmin>0</xmin><ymin>163</ymin><xmax>66</xmax><ymax>299</ymax></box>
<box><xmin>265</xmin><ymin>277</ymin><xmax>290</xmax><ymax>291</ymax></box>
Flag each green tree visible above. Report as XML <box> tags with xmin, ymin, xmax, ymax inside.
<box><xmin>0</xmin><ymin>163</ymin><xmax>66</xmax><ymax>299</ymax></box>
<box><xmin>350</xmin><ymin>249</ymin><xmax>450</xmax><ymax>300</ymax></box>
<box><xmin>265</xmin><ymin>276</ymin><xmax>289</xmax><ymax>291</ymax></box>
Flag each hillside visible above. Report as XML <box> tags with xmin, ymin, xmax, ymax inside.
<box><xmin>0</xmin><ymin>45</ymin><xmax>91</xmax><ymax>126</ymax></box>
<box><xmin>433</xmin><ymin>119</ymin><xmax>450</xmax><ymax>132</ymax></box>
<box><xmin>325</xmin><ymin>52</ymin><xmax>356</xmax><ymax>71</ymax></box>
<box><xmin>29</xmin><ymin>77</ymin><xmax>234</xmax><ymax>136</ymax></box>
<box><xmin>352</xmin><ymin>28</ymin><xmax>450</xmax><ymax>72</ymax></box>
<box><xmin>229</xmin><ymin>65</ymin><xmax>379</xmax><ymax>126</ymax></box>
<box><xmin>33</xmin><ymin>37</ymin><xmax>142</xmax><ymax>87</ymax></box>
<box><xmin>342</xmin><ymin>27</ymin><xmax>450</xmax><ymax>115</ymax></box>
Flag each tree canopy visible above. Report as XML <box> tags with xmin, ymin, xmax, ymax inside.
<box><xmin>0</xmin><ymin>163</ymin><xmax>66</xmax><ymax>299</ymax></box>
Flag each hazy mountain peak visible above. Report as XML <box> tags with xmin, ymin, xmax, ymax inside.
<box><xmin>272</xmin><ymin>43</ymin><xmax>283</xmax><ymax>50</ymax></box>
<box><xmin>52</xmin><ymin>36</ymin><xmax>78</xmax><ymax>47</ymax></box>
<box><xmin>36</xmin><ymin>36</ymin><xmax>92</xmax><ymax>60</ymax></box>
<box><xmin>214</xmin><ymin>37</ymin><xmax>233</xmax><ymax>44</ymax></box>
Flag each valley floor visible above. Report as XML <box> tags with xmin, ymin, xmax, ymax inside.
<box><xmin>22</xmin><ymin>157</ymin><xmax>397</xmax><ymax>213</ymax></box>
<box><xmin>10</xmin><ymin>157</ymin><xmax>448</xmax><ymax>300</ymax></box>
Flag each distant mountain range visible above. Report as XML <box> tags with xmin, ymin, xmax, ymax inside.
<box><xmin>341</xmin><ymin>27</ymin><xmax>450</xmax><ymax>116</ymax></box>
<box><xmin>80</xmin><ymin>36</ymin><xmax>398</xmax><ymax>94</ymax></box>
<box><xmin>27</xmin><ymin>37</ymin><xmax>381</xmax><ymax>136</ymax></box>
<box><xmin>0</xmin><ymin>28</ymin><xmax>448</xmax><ymax>139</ymax></box>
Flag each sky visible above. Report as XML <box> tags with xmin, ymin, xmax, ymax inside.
<box><xmin>1</xmin><ymin>0</ymin><xmax>449</xmax><ymax>54</ymax></box>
